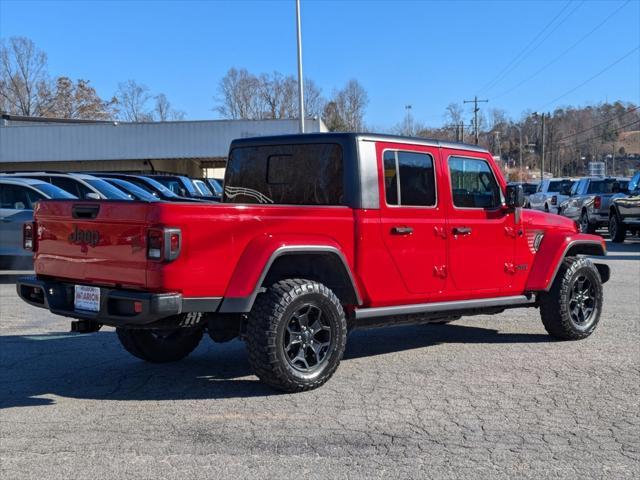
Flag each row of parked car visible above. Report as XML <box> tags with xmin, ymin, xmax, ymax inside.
<box><xmin>514</xmin><ymin>172</ymin><xmax>640</xmax><ymax>243</ymax></box>
<box><xmin>0</xmin><ymin>171</ymin><xmax>223</xmax><ymax>262</ymax></box>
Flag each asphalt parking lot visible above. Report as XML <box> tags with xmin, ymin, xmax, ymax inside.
<box><xmin>1</xmin><ymin>239</ymin><xmax>639</xmax><ymax>479</ymax></box>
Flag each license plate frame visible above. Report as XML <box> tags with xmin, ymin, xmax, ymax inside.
<box><xmin>74</xmin><ymin>285</ymin><xmax>101</xmax><ymax>312</ymax></box>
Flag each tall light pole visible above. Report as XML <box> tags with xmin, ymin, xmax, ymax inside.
<box><xmin>295</xmin><ymin>0</ymin><xmax>305</xmax><ymax>133</ymax></box>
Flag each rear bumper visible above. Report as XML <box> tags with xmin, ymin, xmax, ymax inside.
<box><xmin>16</xmin><ymin>276</ymin><xmax>221</xmax><ymax>327</ymax></box>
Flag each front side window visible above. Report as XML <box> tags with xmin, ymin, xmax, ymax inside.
<box><xmin>449</xmin><ymin>156</ymin><xmax>501</xmax><ymax>209</ymax></box>
<box><xmin>225</xmin><ymin>143</ymin><xmax>343</xmax><ymax>205</ymax></box>
<box><xmin>383</xmin><ymin>150</ymin><xmax>436</xmax><ymax>207</ymax></box>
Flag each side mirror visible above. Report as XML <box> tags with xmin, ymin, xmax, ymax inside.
<box><xmin>85</xmin><ymin>192</ymin><xmax>101</xmax><ymax>200</ymax></box>
<box><xmin>505</xmin><ymin>184</ymin><xmax>525</xmax><ymax>208</ymax></box>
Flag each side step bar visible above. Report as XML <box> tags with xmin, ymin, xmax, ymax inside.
<box><xmin>354</xmin><ymin>295</ymin><xmax>536</xmax><ymax>320</ymax></box>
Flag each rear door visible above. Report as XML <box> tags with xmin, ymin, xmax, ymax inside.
<box><xmin>377</xmin><ymin>142</ymin><xmax>447</xmax><ymax>295</ymax></box>
<box><xmin>443</xmin><ymin>152</ymin><xmax>514</xmax><ymax>294</ymax></box>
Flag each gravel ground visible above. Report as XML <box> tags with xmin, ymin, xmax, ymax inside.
<box><xmin>1</xmin><ymin>239</ymin><xmax>639</xmax><ymax>479</ymax></box>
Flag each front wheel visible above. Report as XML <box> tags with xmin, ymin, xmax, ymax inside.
<box><xmin>609</xmin><ymin>214</ymin><xmax>626</xmax><ymax>243</ymax></box>
<box><xmin>116</xmin><ymin>325</ymin><xmax>203</xmax><ymax>363</ymax></box>
<box><xmin>539</xmin><ymin>257</ymin><xmax>603</xmax><ymax>340</ymax></box>
<box><xmin>580</xmin><ymin>211</ymin><xmax>596</xmax><ymax>234</ymax></box>
<box><xmin>246</xmin><ymin>279</ymin><xmax>348</xmax><ymax>392</ymax></box>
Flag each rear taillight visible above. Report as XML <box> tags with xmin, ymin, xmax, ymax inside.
<box><xmin>551</xmin><ymin>195</ymin><xmax>557</xmax><ymax>206</ymax></box>
<box><xmin>594</xmin><ymin>196</ymin><xmax>601</xmax><ymax>209</ymax></box>
<box><xmin>23</xmin><ymin>223</ymin><xmax>34</xmax><ymax>251</ymax></box>
<box><xmin>147</xmin><ymin>227</ymin><xmax>181</xmax><ymax>262</ymax></box>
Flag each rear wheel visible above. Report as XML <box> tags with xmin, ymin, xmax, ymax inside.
<box><xmin>608</xmin><ymin>213</ymin><xmax>626</xmax><ymax>243</ymax></box>
<box><xmin>539</xmin><ymin>257</ymin><xmax>603</xmax><ymax>340</ymax></box>
<box><xmin>246</xmin><ymin>279</ymin><xmax>347</xmax><ymax>392</ymax></box>
<box><xmin>116</xmin><ymin>325</ymin><xmax>203</xmax><ymax>363</ymax></box>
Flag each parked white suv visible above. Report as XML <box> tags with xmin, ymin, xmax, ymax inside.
<box><xmin>527</xmin><ymin>178</ymin><xmax>576</xmax><ymax>214</ymax></box>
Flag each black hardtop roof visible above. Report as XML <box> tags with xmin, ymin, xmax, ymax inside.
<box><xmin>229</xmin><ymin>132</ymin><xmax>489</xmax><ymax>153</ymax></box>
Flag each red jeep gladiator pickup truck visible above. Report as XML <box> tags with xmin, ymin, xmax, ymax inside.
<box><xmin>17</xmin><ymin>133</ymin><xmax>610</xmax><ymax>392</ymax></box>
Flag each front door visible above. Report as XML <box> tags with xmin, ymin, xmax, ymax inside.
<box><xmin>444</xmin><ymin>154</ymin><xmax>515</xmax><ymax>294</ymax></box>
<box><xmin>378</xmin><ymin>143</ymin><xmax>447</xmax><ymax>295</ymax></box>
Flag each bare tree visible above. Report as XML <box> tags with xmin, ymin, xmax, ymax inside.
<box><xmin>39</xmin><ymin>77</ymin><xmax>116</xmax><ymax>120</ymax></box>
<box><xmin>0</xmin><ymin>36</ymin><xmax>50</xmax><ymax>116</ymax></box>
<box><xmin>303</xmin><ymin>78</ymin><xmax>324</xmax><ymax>118</ymax></box>
<box><xmin>115</xmin><ymin>79</ymin><xmax>153</xmax><ymax>122</ymax></box>
<box><xmin>324</xmin><ymin>79</ymin><xmax>368</xmax><ymax>132</ymax></box>
<box><xmin>443</xmin><ymin>102</ymin><xmax>464</xmax><ymax>126</ymax></box>
<box><xmin>153</xmin><ymin>93</ymin><xmax>185</xmax><ymax>121</ymax></box>
<box><xmin>215</xmin><ymin>68</ymin><xmax>263</xmax><ymax>119</ymax></box>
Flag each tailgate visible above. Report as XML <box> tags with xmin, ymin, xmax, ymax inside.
<box><xmin>34</xmin><ymin>201</ymin><xmax>150</xmax><ymax>288</ymax></box>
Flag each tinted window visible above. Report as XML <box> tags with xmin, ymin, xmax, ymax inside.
<box><xmin>49</xmin><ymin>177</ymin><xmax>84</xmax><ymax>198</ymax></box>
<box><xmin>587</xmin><ymin>179</ymin><xmax>629</xmax><ymax>194</ymax></box>
<box><xmin>449</xmin><ymin>157</ymin><xmax>501</xmax><ymax>209</ymax></box>
<box><xmin>0</xmin><ymin>184</ymin><xmax>43</xmax><ymax>209</ymax></box>
<box><xmin>84</xmin><ymin>178</ymin><xmax>131</xmax><ymax>199</ymax></box>
<box><xmin>383</xmin><ymin>151</ymin><xmax>436</xmax><ymax>207</ymax></box>
<box><xmin>33</xmin><ymin>183</ymin><xmax>76</xmax><ymax>199</ymax></box>
<box><xmin>225</xmin><ymin>143</ymin><xmax>343</xmax><ymax>205</ymax></box>
<box><xmin>548</xmin><ymin>179</ymin><xmax>574</xmax><ymax>193</ymax></box>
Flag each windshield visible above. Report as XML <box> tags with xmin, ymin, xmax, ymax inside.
<box><xmin>628</xmin><ymin>173</ymin><xmax>640</xmax><ymax>192</ymax></box>
<box><xmin>34</xmin><ymin>183</ymin><xmax>77</xmax><ymax>199</ymax></box>
<box><xmin>587</xmin><ymin>179</ymin><xmax>629</xmax><ymax>194</ymax></box>
<box><xmin>193</xmin><ymin>179</ymin><xmax>213</xmax><ymax>196</ymax></box>
<box><xmin>207</xmin><ymin>178</ymin><xmax>223</xmax><ymax>195</ymax></box>
<box><xmin>548</xmin><ymin>180</ymin><xmax>574</xmax><ymax>193</ymax></box>
<box><xmin>105</xmin><ymin>179</ymin><xmax>159</xmax><ymax>201</ymax></box>
<box><xmin>84</xmin><ymin>178</ymin><xmax>132</xmax><ymax>200</ymax></box>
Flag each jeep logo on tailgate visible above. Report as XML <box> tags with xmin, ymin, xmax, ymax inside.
<box><xmin>68</xmin><ymin>225</ymin><xmax>100</xmax><ymax>247</ymax></box>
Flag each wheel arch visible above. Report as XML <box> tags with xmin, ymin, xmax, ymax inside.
<box><xmin>526</xmin><ymin>236</ymin><xmax>608</xmax><ymax>292</ymax></box>
<box><xmin>219</xmin><ymin>244</ymin><xmax>362</xmax><ymax>313</ymax></box>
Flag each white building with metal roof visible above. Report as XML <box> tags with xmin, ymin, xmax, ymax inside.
<box><xmin>0</xmin><ymin>115</ymin><xmax>327</xmax><ymax>177</ymax></box>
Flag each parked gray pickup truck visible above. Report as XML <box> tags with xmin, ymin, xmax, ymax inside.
<box><xmin>609</xmin><ymin>172</ymin><xmax>640</xmax><ymax>242</ymax></box>
<box><xmin>559</xmin><ymin>177</ymin><xmax>630</xmax><ymax>233</ymax></box>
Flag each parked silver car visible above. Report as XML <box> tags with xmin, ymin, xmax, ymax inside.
<box><xmin>558</xmin><ymin>177</ymin><xmax>630</xmax><ymax>233</ymax></box>
<box><xmin>0</xmin><ymin>178</ymin><xmax>76</xmax><ymax>262</ymax></box>
<box><xmin>527</xmin><ymin>178</ymin><xmax>576</xmax><ymax>213</ymax></box>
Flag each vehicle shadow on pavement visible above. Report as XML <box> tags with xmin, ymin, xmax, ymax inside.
<box><xmin>0</xmin><ymin>324</ymin><xmax>551</xmax><ymax>408</ymax></box>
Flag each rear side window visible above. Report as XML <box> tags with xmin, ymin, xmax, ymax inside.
<box><xmin>225</xmin><ymin>143</ymin><xmax>343</xmax><ymax>205</ymax></box>
<box><xmin>587</xmin><ymin>179</ymin><xmax>629</xmax><ymax>194</ymax></box>
<box><xmin>449</xmin><ymin>156</ymin><xmax>501</xmax><ymax>209</ymax></box>
<box><xmin>383</xmin><ymin>150</ymin><xmax>436</xmax><ymax>207</ymax></box>
<box><xmin>0</xmin><ymin>184</ymin><xmax>43</xmax><ymax>209</ymax></box>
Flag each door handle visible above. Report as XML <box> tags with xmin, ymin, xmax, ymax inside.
<box><xmin>391</xmin><ymin>226</ymin><xmax>413</xmax><ymax>235</ymax></box>
<box><xmin>452</xmin><ymin>226</ymin><xmax>472</xmax><ymax>236</ymax></box>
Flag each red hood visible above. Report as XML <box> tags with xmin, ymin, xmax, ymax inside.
<box><xmin>522</xmin><ymin>209</ymin><xmax>578</xmax><ymax>233</ymax></box>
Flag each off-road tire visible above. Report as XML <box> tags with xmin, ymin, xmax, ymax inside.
<box><xmin>116</xmin><ymin>325</ymin><xmax>203</xmax><ymax>363</ymax></box>
<box><xmin>608</xmin><ymin>213</ymin><xmax>627</xmax><ymax>243</ymax></box>
<box><xmin>245</xmin><ymin>279</ymin><xmax>348</xmax><ymax>392</ymax></box>
<box><xmin>539</xmin><ymin>257</ymin><xmax>603</xmax><ymax>340</ymax></box>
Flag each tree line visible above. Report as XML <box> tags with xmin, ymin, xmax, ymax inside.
<box><xmin>0</xmin><ymin>37</ymin><xmax>184</xmax><ymax>122</ymax></box>
<box><xmin>2</xmin><ymin>36</ymin><xmax>638</xmax><ymax>177</ymax></box>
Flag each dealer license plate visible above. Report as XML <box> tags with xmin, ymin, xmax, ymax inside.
<box><xmin>74</xmin><ymin>285</ymin><xmax>100</xmax><ymax>312</ymax></box>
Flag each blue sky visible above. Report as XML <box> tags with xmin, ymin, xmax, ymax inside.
<box><xmin>1</xmin><ymin>0</ymin><xmax>639</xmax><ymax>128</ymax></box>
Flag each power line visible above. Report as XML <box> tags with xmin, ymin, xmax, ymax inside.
<box><xmin>552</xmin><ymin>107</ymin><xmax>639</xmax><ymax>143</ymax></box>
<box><xmin>493</xmin><ymin>0</ymin><xmax>631</xmax><ymax>100</ymax></box>
<box><xmin>540</xmin><ymin>45</ymin><xmax>640</xmax><ymax>109</ymax></box>
<box><xmin>477</xmin><ymin>0</ymin><xmax>575</xmax><ymax>94</ymax></box>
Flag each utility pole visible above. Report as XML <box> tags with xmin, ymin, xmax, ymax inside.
<box><xmin>295</xmin><ymin>0</ymin><xmax>305</xmax><ymax>133</ymax></box>
<box><xmin>533</xmin><ymin>112</ymin><xmax>546</xmax><ymax>180</ymax></box>
<box><xmin>464</xmin><ymin>96</ymin><xmax>488</xmax><ymax>145</ymax></box>
<box><xmin>405</xmin><ymin>105</ymin><xmax>413</xmax><ymax>136</ymax></box>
